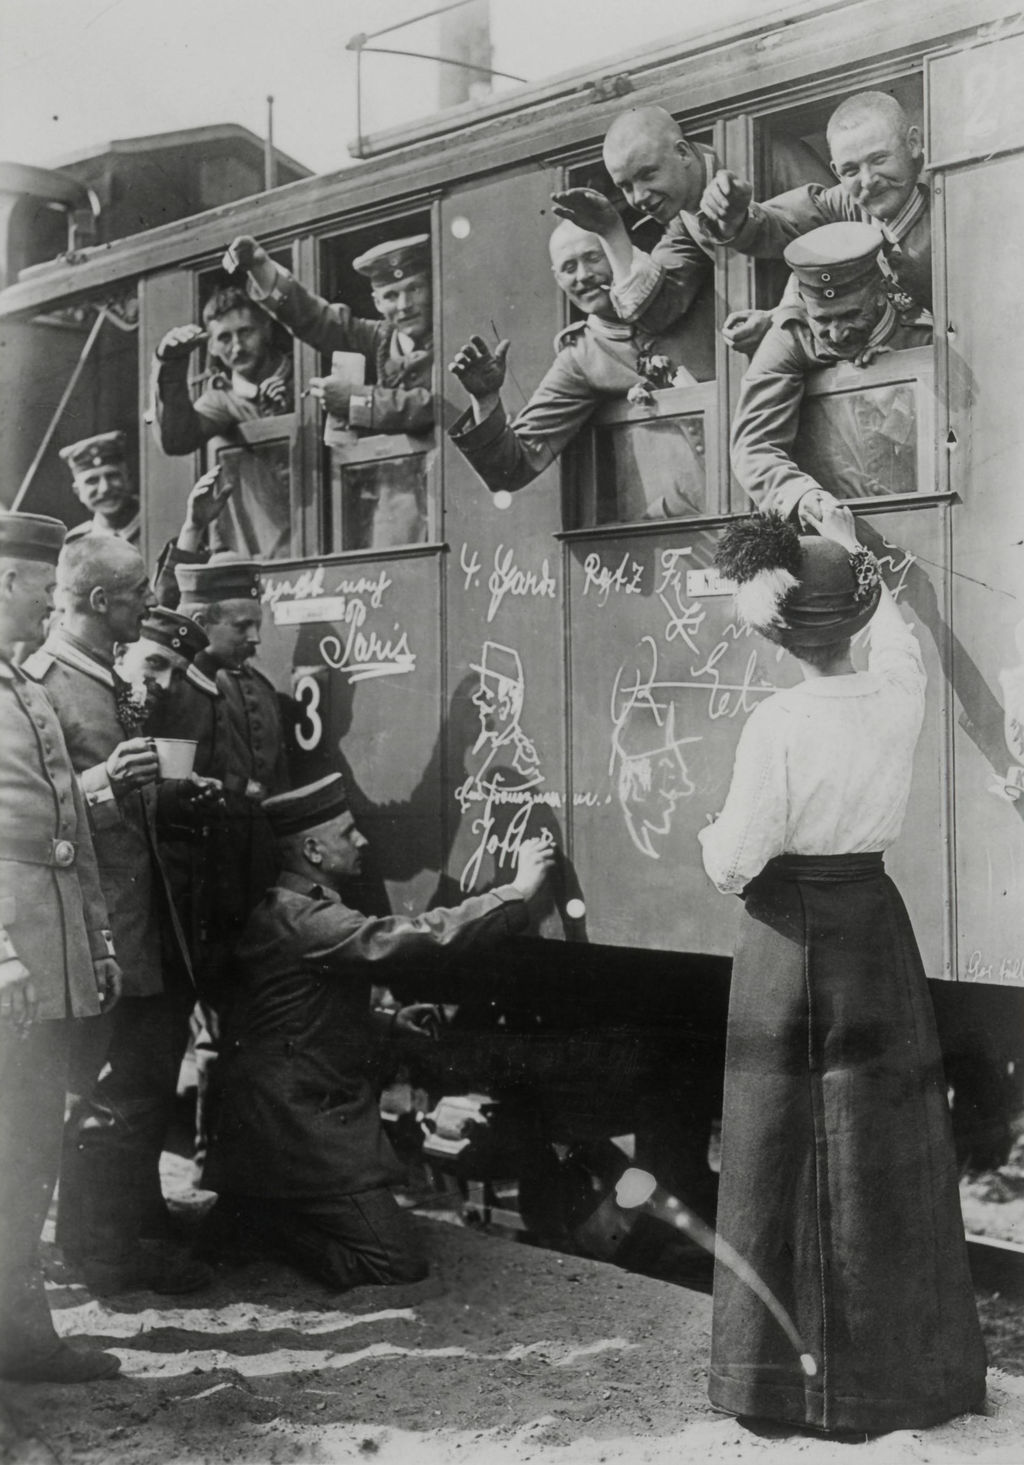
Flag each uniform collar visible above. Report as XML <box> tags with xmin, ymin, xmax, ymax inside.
<box><xmin>587</xmin><ymin>313</ymin><xmax>634</xmax><ymax>342</ymax></box>
<box><xmin>780</xmin><ymin>299</ymin><xmax>899</xmax><ymax>363</ymax></box>
<box><xmin>185</xmin><ymin>662</ymin><xmax>220</xmax><ymax>697</ymax></box>
<box><xmin>47</xmin><ymin>628</ymin><xmax>117</xmax><ymax>687</ymax></box>
<box><xmin>866</xmin><ymin>180</ymin><xmax>928</xmax><ymax>246</ymax></box>
<box><xmin>0</xmin><ymin>656</ymin><xmax>15</xmax><ymax>680</ymax></box>
<box><xmin>277</xmin><ymin>868</ymin><xmax>344</xmax><ymax>903</ymax></box>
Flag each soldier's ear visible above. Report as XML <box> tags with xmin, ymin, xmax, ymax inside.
<box><xmin>88</xmin><ymin>585</ymin><xmax>108</xmax><ymax>615</ymax></box>
<box><xmin>907</xmin><ymin>125</ymin><xmax>923</xmax><ymax>159</ymax></box>
<box><xmin>303</xmin><ymin>834</ymin><xmax>324</xmax><ymax>865</ymax></box>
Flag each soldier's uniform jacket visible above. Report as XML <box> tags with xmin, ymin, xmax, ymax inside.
<box><xmin>730</xmin><ymin>299</ymin><xmax>933</xmax><ymax>519</ymax></box>
<box><xmin>199</xmin><ymin>652</ymin><xmax>290</xmax><ymax>950</ymax></box>
<box><xmin>608</xmin><ymin>141</ymin><xmax>720</xmax><ymax>342</ymax></box>
<box><xmin>723</xmin><ymin>180</ymin><xmax>932</xmax><ymax>312</ymax></box>
<box><xmin>251</xmin><ymin>268</ymin><xmax>434</xmax><ymax>437</ymax></box>
<box><xmin>64</xmin><ymin>511</ymin><xmax>142</xmax><ymax>549</ymax></box>
<box><xmin>0</xmin><ymin>657</ymin><xmax>112</xmax><ymax>1020</ymax></box>
<box><xmin>144</xmin><ymin>657</ymin><xmax>231</xmax><ymax>960</ymax></box>
<box><xmin>204</xmin><ymin>872</ymin><xmax>529</xmax><ymax>1199</ymax></box>
<box><xmin>152</xmin><ymin>352</ymin><xmax>294</xmax><ymax>456</ymax></box>
<box><xmin>449</xmin><ymin>312</ymin><xmax>712</xmax><ymax>499</ymax></box>
<box><xmin>23</xmin><ymin>631</ymin><xmax>192</xmax><ymax>997</ymax></box>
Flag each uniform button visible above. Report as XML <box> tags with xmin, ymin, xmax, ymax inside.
<box><xmin>53</xmin><ymin>840</ymin><xmax>75</xmax><ymax>867</ymax></box>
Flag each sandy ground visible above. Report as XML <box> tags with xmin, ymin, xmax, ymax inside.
<box><xmin>2</xmin><ymin>1201</ymin><xmax>1023</xmax><ymax>1465</ymax></box>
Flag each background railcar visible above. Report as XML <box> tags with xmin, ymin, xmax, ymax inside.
<box><xmin>2</xmin><ymin>0</ymin><xmax>1022</xmax><ymax>1238</ymax></box>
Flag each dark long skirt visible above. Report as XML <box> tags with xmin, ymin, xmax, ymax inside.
<box><xmin>708</xmin><ymin>853</ymin><xmax>987</xmax><ymax>1433</ymax></box>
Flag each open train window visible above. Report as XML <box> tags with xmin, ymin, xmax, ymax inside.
<box><xmin>317</xmin><ymin>213</ymin><xmax>435</xmax><ymax>553</ymax></box>
<box><xmin>751</xmin><ymin>76</ymin><xmax>925</xmax><ymax>312</ymax></box>
<box><xmin>561</xmin><ymin>130</ymin><xmax>719</xmax><ymax>528</ymax></box>
<box><xmin>794</xmin><ymin>345</ymin><xmax>934</xmax><ymax>499</ymax></box>
<box><xmin>192</xmin><ymin>251</ymin><xmax>297</xmax><ymax>560</ymax></box>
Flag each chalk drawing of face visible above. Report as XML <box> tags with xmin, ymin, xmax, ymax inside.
<box><xmin>469</xmin><ymin>641</ymin><xmax>541</xmax><ymax>784</ymax></box>
<box><xmin>612</xmin><ymin>700</ymin><xmax>700</xmax><ymax>859</ymax></box>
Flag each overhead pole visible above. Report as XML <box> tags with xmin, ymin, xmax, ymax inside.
<box><xmin>264</xmin><ymin>95</ymin><xmax>276</xmax><ymax>191</ymax></box>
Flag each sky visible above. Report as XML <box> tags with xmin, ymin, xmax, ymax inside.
<box><xmin>0</xmin><ymin>0</ymin><xmax>819</xmax><ymax>177</ymax></box>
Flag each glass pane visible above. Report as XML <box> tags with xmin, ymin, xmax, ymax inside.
<box><xmin>331</xmin><ymin>453</ymin><xmax>428</xmax><ymax>550</ymax></box>
<box><xmin>214</xmin><ymin>439</ymin><xmax>292</xmax><ymax>559</ymax></box>
<box><xmin>594</xmin><ymin>414</ymin><xmax>707</xmax><ymax>524</ymax></box>
<box><xmin>793</xmin><ymin>383</ymin><xmax>919</xmax><ymax>499</ymax></box>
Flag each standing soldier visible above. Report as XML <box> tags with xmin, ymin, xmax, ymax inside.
<box><xmin>174</xmin><ymin>557</ymin><xmax>291</xmax><ymax>1148</ymax></box>
<box><xmin>25</xmin><ymin>535</ymin><xmax>212</xmax><ymax>1295</ymax></box>
<box><xmin>174</xmin><ymin>556</ymin><xmax>290</xmax><ymax>955</ymax></box>
<box><xmin>0</xmin><ymin>512</ymin><xmax>122</xmax><ymax>1381</ymax></box>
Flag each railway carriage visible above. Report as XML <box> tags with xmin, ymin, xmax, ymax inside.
<box><xmin>2</xmin><ymin>0</ymin><xmax>1022</xmax><ymax>1235</ymax></box>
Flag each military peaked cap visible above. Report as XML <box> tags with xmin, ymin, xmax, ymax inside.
<box><xmin>139</xmin><ymin>606</ymin><xmax>208</xmax><ymax>662</ymax></box>
<box><xmin>175</xmin><ymin>556</ymin><xmax>261</xmax><ymax>604</ymax></box>
<box><xmin>353</xmin><ymin>235</ymin><xmax>430</xmax><ymax>286</ymax></box>
<box><xmin>784</xmin><ymin>222</ymin><xmax>886</xmax><ymax>299</ymax></box>
<box><xmin>59</xmin><ymin>430</ymin><xmax>127</xmax><ymax>476</ymax></box>
<box><xmin>263</xmin><ymin>773</ymin><xmax>350</xmax><ymax>836</ymax></box>
<box><xmin>0</xmin><ymin>511</ymin><xmax>66</xmax><ymax>564</ymax></box>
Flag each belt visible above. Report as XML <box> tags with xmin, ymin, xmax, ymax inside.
<box><xmin>0</xmin><ymin>836</ymin><xmax>77</xmax><ymax>868</ymax></box>
<box><xmin>767</xmin><ymin>852</ymin><xmax>883</xmax><ymax>884</ymax></box>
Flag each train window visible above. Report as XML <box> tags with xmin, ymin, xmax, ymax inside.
<box><xmin>316</xmin><ymin>215</ymin><xmax>436</xmax><ymax>552</ymax></box>
<box><xmin>212</xmin><ymin>421</ymin><xmax>294</xmax><ymax>560</ymax></box>
<box><xmin>9</xmin><ymin>288</ymin><xmax>140</xmax><ymax>533</ymax></box>
<box><xmin>751</xmin><ymin>77</ymin><xmax>925</xmax><ymax>313</ymax></box>
<box><xmin>794</xmin><ymin>345</ymin><xmax>934</xmax><ymax>499</ymax></box>
<box><xmin>561</xmin><ymin>132</ymin><xmax>718</xmax><ymax>528</ymax></box>
<box><xmin>188</xmin><ymin>252</ymin><xmax>297</xmax><ymax>560</ymax></box>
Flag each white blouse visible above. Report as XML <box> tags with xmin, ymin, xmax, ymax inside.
<box><xmin>698</xmin><ymin>592</ymin><xmax>926</xmax><ymax>895</ymax></box>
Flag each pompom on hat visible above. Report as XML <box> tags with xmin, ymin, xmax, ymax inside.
<box><xmin>715</xmin><ymin>511</ymin><xmax>881</xmax><ymax>648</ymax></box>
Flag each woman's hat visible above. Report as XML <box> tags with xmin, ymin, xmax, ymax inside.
<box><xmin>715</xmin><ymin>512</ymin><xmax>881</xmax><ymax>647</ymax></box>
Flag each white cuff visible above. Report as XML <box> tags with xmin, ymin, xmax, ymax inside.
<box><xmin>609</xmin><ymin>247</ymin><xmax>663</xmax><ymax>322</ymax></box>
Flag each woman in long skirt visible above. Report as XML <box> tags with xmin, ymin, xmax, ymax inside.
<box><xmin>699</xmin><ymin>503</ymin><xmax>986</xmax><ymax>1434</ymax></box>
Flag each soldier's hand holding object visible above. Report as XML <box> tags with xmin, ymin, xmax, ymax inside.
<box><xmin>722</xmin><ymin>309</ymin><xmax>773</xmax><ymax>356</ymax></box>
<box><xmin>155</xmin><ymin>324</ymin><xmax>207</xmax><ymax>361</ymax></box>
<box><xmin>309</xmin><ymin>377</ymin><xmax>353</xmax><ymax>417</ymax></box>
<box><xmin>181</xmin><ymin>774</ymin><xmax>225</xmax><ymax>811</ymax></box>
<box><xmin>0</xmin><ymin>958</ymin><xmax>37</xmax><ymax>1029</ymax></box>
<box><xmin>550</xmin><ymin>188</ymin><xmax>622</xmax><ymax>237</ymax></box>
<box><xmin>106</xmin><ymin>737</ymin><xmax>160</xmax><ymax>794</ymax></box>
<box><xmin>700</xmin><ymin>169</ymin><xmax>753</xmax><ymax>236</ymax></box>
<box><xmin>222</xmin><ymin>235</ymin><xmax>263</xmax><ymax>274</ymax></box>
<box><xmin>511</xmin><ymin>835</ymin><xmax>557</xmax><ymax>900</ymax></box>
<box><xmin>448</xmin><ymin>336</ymin><xmax>510</xmax><ymax>400</ymax></box>
<box><xmin>94</xmin><ymin>958</ymin><xmax>123</xmax><ymax>1011</ymax></box>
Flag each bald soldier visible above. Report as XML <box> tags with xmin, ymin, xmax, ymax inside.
<box><xmin>0</xmin><ymin>513</ymin><xmax>122</xmax><ymax>1383</ymax></box>
<box><xmin>700</xmin><ymin>91</ymin><xmax>932</xmax><ymax>313</ymax></box>
<box><xmin>549</xmin><ymin>104</ymin><xmax>718</xmax><ymax>367</ymax></box>
<box><xmin>448</xmin><ymin>219</ymin><xmax>707</xmax><ymax>518</ymax></box>
<box><xmin>730</xmin><ymin>221</ymin><xmax>932</xmax><ymax>524</ymax></box>
<box><xmin>25</xmin><ymin>535</ymin><xmax>215</xmax><ymax>1296</ymax></box>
